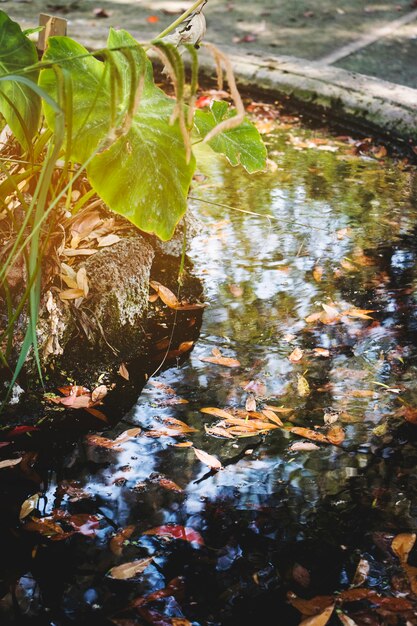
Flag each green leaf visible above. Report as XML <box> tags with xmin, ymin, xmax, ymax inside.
<box><xmin>39</xmin><ymin>36</ymin><xmax>112</xmax><ymax>163</ymax></box>
<box><xmin>0</xmin><ymin>10</ymin><xmax>40</xmax><ymax>149</ymax></box>
<box><xmin>194</xmin><ymin>100</ymin><xmax>267</xmax><ymax>174</ymax></box>
<box><xmin>39</xmin><ymin>30</ymin><xmax>195</xmax><ymax>240</ymax></box>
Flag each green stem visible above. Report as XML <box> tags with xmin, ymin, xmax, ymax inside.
<box><xmin>152</xmin><ymin>0</ymin><xmax>207</xmax><ymax>42</ymax></box>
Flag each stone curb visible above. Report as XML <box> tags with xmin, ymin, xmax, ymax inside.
<box><xmin>195</xmin><ymin>46</ymin><xmax>417</xmax><ymax>148</ymax></box>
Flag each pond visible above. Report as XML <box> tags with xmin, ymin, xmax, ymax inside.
<box><xmin>2</xmin><ymin>106</ymin><xmax>417</xmax><ymax>625</ymax></box>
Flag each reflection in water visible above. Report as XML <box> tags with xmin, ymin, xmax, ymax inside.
<box><xmin>2</xmin><ymin>124</ymin><xmax>417</xmax><ymax>624</ymax></box>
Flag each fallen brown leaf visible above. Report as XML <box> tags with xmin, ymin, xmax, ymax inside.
<box><xmin>193</xmin><ymin>447</ymin><xmax>223</xmax><ymax>470</ymax></box>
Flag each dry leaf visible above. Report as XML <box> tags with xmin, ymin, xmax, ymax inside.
<box><xmin>392</xmin><ymin>533</ymin><xmax>416</xmax><ymax>563</ymax></box>
<box><xmin>351</xmin><ymin>558</ymin><xmax>370</xmax><ymax>587</ymax></box>
<box><xmin>118</xmin><ymin>363</ymin><xmax>129</xmax><ymax>380</ymax></box>
<box><xmin>289</xmin><ymin>427</ymin><xmax>330</xmax><ymax>444</ymax></box>
<box><xmin>150</xmin><ymin>280</ymin><xmax>205</xmax><ymax>310</ymax></box>
<box><xmin>338</xmin><ymin>614</ymin><xmax>358</xmax><ymax>626</ymax></box>
<box><xmin>0</xmin><ymin>457</ymin><xmax>22</xmax><ymax>469</ymax></box>
<box><xmin>193</xmin><ymin>447</ymin><xmax>223</xmax><ymax>470</ymax></box>
<box><xmin>289</xmin><ymin>442</ymin><xmax>320</xmax><ymax>452</ymax></box>
<box><xmin>173</xmin><ymin>441</ymin><xmax>193</xmax><ymax>447</ymax></box>
<box><xmin>91</xmin><ymin>384</ymin><xmax>107</xmax><ymax>403</ymax></box>
<box><xmin>261</xmin><ymin>409</ymin><xmax>284</xmax><ymax>426</ymax></box>
<box><xmin>245</xmin><ymin>394</ymin><xmax>257</xmax><ymax>412</ymax></box>
<box><xmin>264</xmin><ymin>405</ymin><xmax>294</xmax><ymax>414</ymax></box>
<box><xmin>59</xmin><ymin>288</ymin><xmax>84</xmax><ymax>301</ymax></box>
<box><xmin>110</xmin><ymin>525</ymin><xmax>136</xmax><ymax>556</ymax></box>
<box><xmin>297</xmin><ymin>374</ymin><xmax>310</xmax><ymax>397</ymax></box>
<box><xmin>312</xmin><ymin>266</ymin><xmax>323</xmax><ymax>282</ymax></box>
<box><xmin>143</xmin><ymin>525</ymin><xmax>204</xmax><ymax>545</ymax></box>
<box><xmin>326</xmin><ymin>424</ymin><xmax>345</xmax><ymax>445</ymax></box>
<box><xmin>199</xmin><ymin>351</ymin><xmax>241</xmax><ymax>368</ymax></box>
<box><xmin>107</xmin><ymin>557</ymin><xmax>154</xmax><ymax>580</ymax></box>
<box><xmin>19</xmin><ymin>493</ymin><xmax>41</xmax><ymax>519</ymax></box>
<box><xmin>299</xmin><ymin>604</ymin><xmax>335</xmax><ymax>626</ymax></box>
<box><xmin>229</xmin><ymin>284</ymin><xmax>244</xmax><ymax>297</ymax></box>
<box><xmin>200</xmin><ymin>406</ymin><xmax>233</xmax><ymax>419</ymax></box>
<box><xmin>157</xmin><ymin>478</ymin><xmax>183</xmax><ymax>492</ymax></box>
<box><xmin>289</xmin><ymin>347</ymin><xmax>304</xmax><ymax>362</ymax></box>
<box><xmin>97</xmin><ymin>234</ymin><xmax>120</xmax><ymax>247</ymax></box>
<box><xmin>205</xmin><ymin>425</ymin><xmax>235</xmax><ymax>439</ymax></box>
<box><xmin>314</xmin><ymin>348</ymin><xmax>330</xmax><ymax>357</ymax></box>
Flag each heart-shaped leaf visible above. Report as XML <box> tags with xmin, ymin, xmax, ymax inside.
<box><xmin>40</xmin><ymin>29</ymin><xmax>195</xmax><ymax>240</ymax></box>
<box><xmin>194</xmin><ymin>100</ymin><xmax>267</xmax><ymax>173</ymax></box>
<box><xmin>0</xmin><ymin>10</ymin><xmax>40</xmax><ymax>149</ymax></box>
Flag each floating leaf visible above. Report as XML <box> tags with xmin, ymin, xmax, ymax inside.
<box><xmin>392</xmin><ymin>533</ymin><xmax>416</xmax><ymax>563</ymax></box>
<box><xmin>314</xmin><ymin>348</ymin><xmax>330</xmax><ymax>357</ymax></box>
<box><xmin>19</xmin><ymin>492</ymin><xmax>41</xmax><ymax>520</ymax></box>
<box><xmin>205</xmin><ymin>425</ymin><xmax>235</xmax><ymax>439</ymax></box>
<box><xmin>91</xmin><ymin>384</ymin><xmax>107</xmax><ymax>403</ymax></box>
<box><xmin>289</xmin><ymin>427</ymin><xmax>329</xmax><ymax>444</ymax></box>
<box><xmin>199</xmin><ymin>349</ymin><xmax>241</xmax><ymax>368</ymax></box>
<box><xmin>289</xmin><ymin>442</ymin><xmax>320</xmax><ymax>452</ymax></box>
<box><xmin>326</xmin><ymin>424</ymin><xmax>345</xmax><ymax>445</ymax></box>
<box><xmin>110</xmin><ymin>525</ymin><xmax>136</xmax><ymax>556</ymax></box>
<box><xmin>143</xmin><ymin>524</ymin><xmax>204</xmax><ymax>546</ymax></box>
<box><xmin>261</xmin><ymin>409</ymin><xmax>283</xmax><ymax>426</ymax></box>
<box><xmin>193</xmin><ymin>447</ymin><xmax>223</xmax><ymax>470</ymax></box>
<box><xmin>299</xmin><ymin>604</ymin><xmax>334</xmax><ymax>626</ymax></box>
<box><xmin>107</xmin><ymin>557</ymin><xmax>154</xmax><ymax>580</ymax></box>
<box><xmin>118</xmin><ymin>363</ymin><xmax>130</xmax><ymax>380</ymax></box>
<box><xmin>0</xmin><ymin>457</ymin><xmax>22</xmax><ymax>469</ymax></box>
<box><xmin>289</xmin><ymin>347</ymin><xmax>304</xmax><ymax>362</ymax></box>
<box><xmin>200</xmin><ymin>407</ymin><xmax>236</xmax><ymax>420</ymax></box>
<box><xmin>351</xmin><ymin>558</ymin><xmax>370</xmax><ymax>587</ymax></box>
<box><xmin>245</xmin><ymin>394</ymin><xmax>257</xmax><ymax>412</ymax></box>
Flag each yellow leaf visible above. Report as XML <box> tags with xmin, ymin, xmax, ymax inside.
<box><xmin>19</xmin><ymin>493</ymin><xmax>41</xmax><ymax>520</ymax></box>
<box><xmin>59</xmin><ymin>288</ymin><xmax>84</xmax><ymax>301</ymax></box>
<box><xmin>297</xmin><ymin>374</ymin><xmax>310</xmax><ymax>397</ymax></box>
<box><xmin>392</xmin><ymin>533</ymin><xmax>416</xmax><ymax>564</ymax></box>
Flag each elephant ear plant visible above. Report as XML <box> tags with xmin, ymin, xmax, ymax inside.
<box><xmin>0</xmin><ymin>2</ymin><xmax>267</xmax><ymax>406</ymax></box>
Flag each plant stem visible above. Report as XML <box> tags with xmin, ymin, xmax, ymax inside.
<box><xmin>153</xmin><ymin>0</ymin><xmax>207</xmax><ymax>42</ymax></box>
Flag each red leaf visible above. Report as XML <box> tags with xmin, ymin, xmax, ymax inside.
<box><xmin>143</xmin><ymin>524</ymin><xmax>204</xmax><ymax>546</ymax></box>
<box><xmin>6</xmin><ymin>425</ymin><xmax>39</xmax><ymax>438</ymax></box>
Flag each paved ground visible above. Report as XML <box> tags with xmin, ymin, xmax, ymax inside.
<box><xmin>2</xmin><ymin>0</ymin><xmax>417</xmax><ymax>88</ymax></box>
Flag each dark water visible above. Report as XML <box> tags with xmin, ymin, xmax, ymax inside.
<box><xmin>2</xmin><ymin>119</ymin><xmax>417</xmax><ymax>625</ymax></box>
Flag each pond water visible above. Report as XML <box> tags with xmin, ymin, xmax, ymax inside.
<box><xmin>2</xmin><ymin>111</ymin><xmax>417</xmax><ymax>625</ymax></box>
